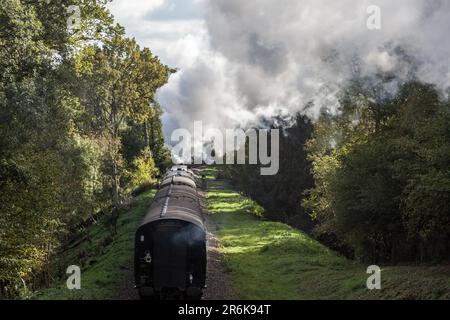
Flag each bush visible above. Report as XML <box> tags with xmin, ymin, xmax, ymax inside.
<box><xmin>126</xmin><ymin>147</ymin><xmax>159</xmax><ymax>191</ymax></box>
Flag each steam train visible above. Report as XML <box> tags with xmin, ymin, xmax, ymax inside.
<box><xmin>134</xmin><ymin>165</ymin><xmax>207</xmax><ymax>300</ymax></box>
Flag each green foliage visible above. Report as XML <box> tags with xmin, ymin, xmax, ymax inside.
<box><xmin>0</xmin><ymin>0</ymin><xmax>172</xmax><ymax>298</ymax></box>
<box><xmin>34</xmin><ymin>190</ymin><xmax>155</xmax><ymax>300</ymax></box>
<box><xmin>207</xmin><ymin>169</ymin><xmax>450</xmax><ymax>300</ymax></box>
<box><xmin>0</xmin><ymin>0</ymin><xmax>79</xmax><ymax>291</ymax></box>
<box><xmin>222</xmin><ymin>79</ymin><xmax>450</xmax><ymax>264</ymax></box>
<box><xmin>72</xmin><ymin>33</ymin><xmax>173</xmax><ymax>207</ymax></box>
<box><xmin>221</xmin><ymin>114</ymin><xmax>315</xmax><ymax>230</ymax></box>
<box><xmin>126</xmin><ymin>147</ymin><xmax>158</xmax><ymax>191</ymax></box>
<box><xmin>120</xmin><ymin>104</ymin><xmax>172</xmax><ymax>173</ymax></box>
<box><xmin>305</xmin><ymin>81</ymin><xmax>450</xmax><ymax>263</ymax></box>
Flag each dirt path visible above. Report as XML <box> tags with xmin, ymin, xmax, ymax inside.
<box><xmin>200</xmin><ymin>189</ymin><xmax>235</xmax><ymax>300</ymax></box>
<box><xmin>116</xmin><ymin>260</ymin><xmax>139</xmax><ymax>300</ymax></box>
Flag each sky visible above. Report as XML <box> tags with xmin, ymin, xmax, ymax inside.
<box><xmin>108</xmin><ymin>0</ymin><xmax>450</xmax><ymax>141</ymax></box>
<box><xmin>108</xmin><ymin>0</ymin><xmax>209</xmax><ymax>139</ymax></box>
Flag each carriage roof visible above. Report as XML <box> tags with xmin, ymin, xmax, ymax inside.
<box><xmin>138</xmin><ymin>183</ymin><xmax>204</xmax><ymax>230</ymax></box>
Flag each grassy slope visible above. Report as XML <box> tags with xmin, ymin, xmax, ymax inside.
<box><xmin>204</xmin><ymin>168</ymin><xmax>450</xmax><ymax>300</ymax></box>
<box><xmin>34</xmin><ymin>190</ymin><xmax>155</xmax><ymax>300</ymax></box>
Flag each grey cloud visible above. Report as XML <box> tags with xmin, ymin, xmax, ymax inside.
<box><xmin>158</xmin><ymin>0</ymin><xmax>450</xmax><ymax>136</ymax></box>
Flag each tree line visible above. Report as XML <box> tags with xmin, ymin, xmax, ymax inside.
<box><xmin>0</xmin><ymin>0</ymin><xmax>172</xmax><ymax>297</ymax></box>
<box><xmin>222</xmin><ymin>80</ymin><xmax>450</xmax><ymax>264</ymax></box>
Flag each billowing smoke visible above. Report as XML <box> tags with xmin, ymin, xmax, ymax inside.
<box><xmin>157</xmin><ymin>0</ymin><xmax>450</xmax><ymax>136</ymax></box>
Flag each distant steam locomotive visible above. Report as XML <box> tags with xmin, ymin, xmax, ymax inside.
<box><xmin>134</xmin><ymin>165</ymin><xmax>206</xmax><ymax>300</ymax></box>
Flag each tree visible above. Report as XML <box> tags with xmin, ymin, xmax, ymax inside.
<box><xmin>221</xmin><ymin>113</ymin><xmax>315</xmax><ymax>230</ymax></box>
<box><xmin>304</xmin><ymin>81</ymin><xmax>450</xmax><ymax>263</ymax></box>
<box><xmin>127</xmin><ymin>147</ymin><xmax>159</xmax><ymax>191</ymax></box>
<box><xmin>72</xmin><ymin>33</ymin><xmax>173</xmax><ymax>213</ymax></box>
<box><xmin>120</xmin><ymin>103</ymin><xmax>172</xmax><ymax>173</ymax></box>
<box><xmin>0</xmin><ymin>0</ymin><xmax>89</xmax><ymax>293</ymax></box>
<box><xmin>0</xmin><ymin>0</ymin><xmax>131</xmax><ymax>296</ymax></box>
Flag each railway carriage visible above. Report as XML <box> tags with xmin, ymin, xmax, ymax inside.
<box><xmin>134</xmin><ymin>166</ymin><xmax>206</xmax><ymax>300</ymax></box>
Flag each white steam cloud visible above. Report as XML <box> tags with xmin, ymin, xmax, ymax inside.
<box><xmin>156</xmin><ymin>0</ymin><xmax>450</xmax><ymax>134</ymax></box>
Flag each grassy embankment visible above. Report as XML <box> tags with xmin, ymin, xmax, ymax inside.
<box><xmin>204</xmin><ymin>167</ymin><xmax>450</xmax><ymax>300</ymax></box>
<box><xmin>34</xmin><ymin>190</ymin><xmax>156</xmax><ymax>300</ymax></box>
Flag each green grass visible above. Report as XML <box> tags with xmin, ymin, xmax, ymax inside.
<box><xmin>205</xmin><ymin>167</ymin><xmax>450</xmax><ymax>300</ymax></box>
<box><xmin>34</xmin><ymin>190</ymin><xmax>155</xmax><ymax>300</ymax></box>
